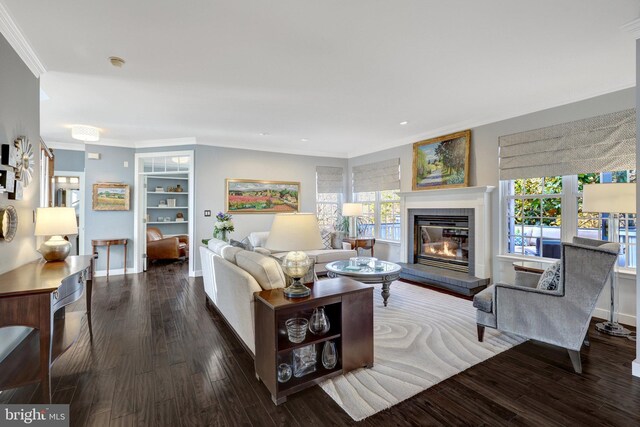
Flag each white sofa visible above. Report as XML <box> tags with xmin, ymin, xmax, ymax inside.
<box><xmin>200</xmin><ymin>238</ymin><xmax>287</xmax><ymax>355</ymax></box>
<box><xmin>248</xmin><ymin>231</ymin><xmax>356</xmax><ymax>274</ymax></box>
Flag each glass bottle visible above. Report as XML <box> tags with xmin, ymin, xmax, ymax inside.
<box><xmin>322</xmin><ymin>341</ymin><xmax>338</xmax><ymax>369</ymax></box>
<box><xmin>308</xmin><ymin>306</ymin><xmax>330</xmax><ymax>335</ymax></box>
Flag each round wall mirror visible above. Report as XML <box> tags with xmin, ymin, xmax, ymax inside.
<box><xmin>0</xmin><ymin>205</ymin><xmax>18</xmax><ymax>242</ymax></box>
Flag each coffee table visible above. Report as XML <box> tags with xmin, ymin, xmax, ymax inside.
<box><xmin>326</xmin><ymin>260</ymin><xmax>402</xmax><ymax>307</ymax></box>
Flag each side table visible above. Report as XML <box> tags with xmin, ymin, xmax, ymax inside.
<box><xmin>92</xmin><ymin>238</ymin><xmax>128</xmax><ymax>278</ymax></box>
<box><xmin>342</xmin><ymin>237</ymin><xmax>375</xmax><ymax>256</ymax></box>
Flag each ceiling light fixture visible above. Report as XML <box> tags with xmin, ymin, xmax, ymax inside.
<box><xmin>71</xmin><ymin>125</ymin><xmax>100</xmax><ymax>142</ymax></box>
<box><xmin>301</xmin><ymin>138</ymin><xmax>309</xmax><ymax>142</ymax></box>
<box><xmin>260</xmin><ymin>132</ymin><xmax>270</xmax><ymax>136</ymax></box>
<box><xmin>399</xmin><ymin>121</ymin><xmax>409</xmax><ymax>125</ymax></box>
<box><xmin>109</xmin><ymin>56</ymin><xmax>126</xmax><ymax>68</ymax></box>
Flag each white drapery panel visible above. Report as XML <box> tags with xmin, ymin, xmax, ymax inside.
<box><xmin>352</xmin><ymin>158</ymin><xmax>400</xmax><ymax>193</ymax></box>
<box><xmin>499</xmin><ymin>109</ymin><xmax>636</xmax><ymax>180</ymax></box>
<box><xmin>316</xmin><ymin>166</ymin><xmax>344</xmax><ymax>194</ymax></box>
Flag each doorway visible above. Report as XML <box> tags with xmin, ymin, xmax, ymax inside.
<box><xmin>52</xmin><ymin>171</ymin><xmax>85</xmax><ymax>255</ymax></box>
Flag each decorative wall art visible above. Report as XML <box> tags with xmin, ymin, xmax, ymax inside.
<box><xmin>0</xmin><ymin>205</ymin><xmax>18</xmax><ymax>242</ymax></box>
<box><xmin>412</xmin><ymin>130</ymin><xmax>471</xmax><ymax>191</ymax></box>
<box><xmin>92</xmin><ymin>183</ymin><xmax>130</xmax><ymax>211</ymax></box>
<box><xmin>8</xmin><ymin>181</ymin><xmax>23</xmax><ymax>201</ymax></box>
<box><xmin>14</xmin><ymin>137</ymin><xmax>35</xmax><ymax>187</ymax></box>
<box><xmin>225</xmin><ymin>179</ymin><xmax>300</xmax><ymax>213</ymax></box>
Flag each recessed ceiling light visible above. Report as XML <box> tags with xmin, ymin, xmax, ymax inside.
<box><xmin>399</xmin><ymin>121</ymin><xmax>409</xmax><ymax>125</ymax></box>
<box><xmin>301</xmin><ymin>138</ymin><xmax>309</xmax><ymax>142</ymax></box>
<box><xmin>109</xmin><ymin>56</ymin><xmax>126</xmax><ymax>68</ymax></box>
<box><xmin>259</xmin><ymin>132</ymin><xmax>269</xmax><ymax>136</ymax></box>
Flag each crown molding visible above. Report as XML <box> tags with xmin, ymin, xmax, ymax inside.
<box><xmin>0</xmin><ymin>3</ymin><xmax>46</xmax><ymax>77</ymax></box>
<box><xmin>47</xmin><ymin>140</ymin><xmax>86</xmax><ymax>151</ymax></box>
<box><xmin>135</xmin><ymin>137</ymin><xmax>196</xmax><ymax>149</ymax></box>
<box><xmin>621</xmin><ymin>17</ymin><xmax>640</xmax><ymax>40</ymax></box>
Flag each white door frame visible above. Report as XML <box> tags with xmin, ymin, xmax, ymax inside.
<box><xmin>133</xmin><ymin>150</ymin><xmax>195</xmax><ymax>276</ymax></box>
<box><xmin>53</xmin><ymin>170</ymin><xmax>86</xmax><ymax>255</ymax></box>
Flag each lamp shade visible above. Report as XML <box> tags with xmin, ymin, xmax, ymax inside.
<box><xmin>71</xmin><ymin>125</ymin><xmax>100</xmax><ymax>142</ymax></box>
<box><xmin>35</xmin><ymin>207</ymin><xmax>78</xmax><ymax>236</ymax></box>
<box><xmin>582</xmin><ymin>183</ymin><xmax>636</xmax><ymax>213</ymax></box>
<box><xmin>342</xmin><ymin>203</ymin><xmax>363</xmax><ymax>217</ymax></box>
<box><xmin>265</xmin><ymin>213</ymin><xmax>323</xmax><ymax>251</ymax></box>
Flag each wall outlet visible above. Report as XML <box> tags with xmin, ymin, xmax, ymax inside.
<box><xmin>204</xmin><ymin>210</ymin><xmax>211</xmax><ymax>217</ymax></box>
<box><xmin>124</xmin><ymin>161</ymin><xmax>129</xmax><ymax>167</ymax></box>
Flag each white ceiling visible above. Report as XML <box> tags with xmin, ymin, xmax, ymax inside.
<box><xmin>2</xmin><ymin>0</ymin><xmax>638</xmax><ymax>158</ymax></box>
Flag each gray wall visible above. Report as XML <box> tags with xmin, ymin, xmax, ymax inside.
<box><xmin>0</xmin><ymin>33</ymin><xmax>40</xmax><ymax>274</ymax></box>
<box><xmin>54</xmin><ymin>148</ymin><xmax>85</xmax><ymax>172</ymax></box>
<box><xmin>83</xmin><ymin>144</ymin><xmax>135</xmax><ymax>271</ymax></box>
<box><xmin>194</xmin><ymin>145</ymin><xmax>348</xmax><ymax>270</ymax></box>
<box><xmin>636</xmin><ymin>39</ymin><xmax>639</xmax><ymax>367</ymax></box>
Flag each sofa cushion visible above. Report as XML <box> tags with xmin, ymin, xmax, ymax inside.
<box><xmin>248</xmin><ymin>231</ymin><xmax>270</xmax><ymax>248</ymax></box>
<box><xmin>308</xmin><ymin>249</ymin><xmax>355</xmax><ymax>264</ymax></box>
<box><xmin>253</xmin><ymin>247</ymin><xmax>271</xmax><ymax>256</ymax></box>
<box><xmin>221</xmin><ymin>246</ymin><xmax>243</xmax><ymax>264</ymax></box>
<box><xmin>473</xmin><ymin>285</ymin><xmax>494</xmax><ymax>313</ymax></box>
<box><xmin>236</xmin><ymin>250</ymin><xmax>286</xmax><ymax>290</ymax></box>
<box><xmin>207</xmin><ymin>238</ymin><xmax>229</xmax><ymax>256</ymax></box>
<box><xmin>537</xmin><ymin>261</ymin><xmax>562</xmax><ymax>291</ymax></box>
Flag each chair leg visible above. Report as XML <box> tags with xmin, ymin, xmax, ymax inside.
<box><xmin>583</xmin><ymin>331</ymin><xmax>590</xmax><ymax>347</ymax></box>
<box><xmin>477</xmin><ymin>325</ymin><xmax>485</xmax><ymax>342</ymax></box>
<box><xmin>567</xmin><ymin>349</ymin><xmax>582</xmax><ymax>374</ymax></box>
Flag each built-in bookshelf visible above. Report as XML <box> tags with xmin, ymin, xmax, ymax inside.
<box><xmin>145</xmin><ymin>173</ymin><xmax>189</xmax><ymax>236</ymax></box>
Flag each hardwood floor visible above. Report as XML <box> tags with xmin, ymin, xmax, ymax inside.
<box><xmin>1</xmin><ymin>261</ymin><xmax>639</xmax><ymax>426</ymax></box>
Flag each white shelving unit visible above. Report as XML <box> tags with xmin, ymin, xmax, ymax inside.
<box><xmin>134</xmin><ymin>150</ymin><xmax>195</xmax><ymax>276</ymax></box>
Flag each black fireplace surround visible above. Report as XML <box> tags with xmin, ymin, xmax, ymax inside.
<box><xmin>399</xmin><ymin>208</ymin><xmax>489</xmax><ymax>296</ymax></box>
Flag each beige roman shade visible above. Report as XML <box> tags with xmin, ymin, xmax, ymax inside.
<box><xmin>499</xmin><ymin>108</ymin><xmax>636</xmax><ymax>180</ymax></box>
<box><xmin>316</xmin><ymin>166</ymin><xmax>344</xmax><ymax>193</ymax></box>
<box><xmin>352</xmin><ymin>158</ymin><xmax>400</xmax><ymax>193</ymax></box>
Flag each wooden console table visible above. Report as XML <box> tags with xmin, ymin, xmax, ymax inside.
<box><xmin>92</xmin><ymin>238</ymin><xmax>127</xmax><ymax>278</ymax></box>
<box><xmin>0</xmin><ymin>255</ymin><xmax>93</xmax><ymax>403</ymax></box>
<box><xmin>254</xmin><ymin>277</ymin><xmax>373</xmax><ymax>404</ymax></box>
<box><xmin>342</xmin><ymin>237</ymin><xmax>375</xmax><ymax>256</ymax></box>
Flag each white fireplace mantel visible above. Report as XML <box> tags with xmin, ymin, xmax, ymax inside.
<box><xmin>400</xmin><ymin>186</ymin><xmax>495</xmax><ymax>279</ymax></box>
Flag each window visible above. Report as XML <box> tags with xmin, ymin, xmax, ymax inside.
<box><xmin>354</xmin><ymin>190</ymin><xmax>400</xmax><ymax>241</ymax></box>
<box><xmin>503</xmin><ymin>170</ymin><xmax>636</xmax><ymax>268</ymax></box>
<box><xmin>316</xmin><ymin>192</ymin><xmax>342</xmax><ymax>229</ymax></box>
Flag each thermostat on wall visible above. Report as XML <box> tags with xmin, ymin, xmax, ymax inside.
<box><xmin>87</xmin><ymin>152</ymin><xmax>101</xmax><ymax>160</ymax></box>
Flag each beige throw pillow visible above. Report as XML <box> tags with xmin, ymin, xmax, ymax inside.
<box><xmin>236</xmin><ymin>250</ymin><xmax>286</xmax><ymax>290</ymax></box>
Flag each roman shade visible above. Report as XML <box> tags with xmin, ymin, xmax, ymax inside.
<box><xmin>498</xmin><ymin>109</ymin><xmax>636</xmax><ymax>180</ymax></box>
<box><xmin>316</xmin><ymin>166</ymin><xmax>344</xmax><ymax>193</ymax></box>
<box><xmin>352</xmin><ymin>158</ymin><xmax>400</xmax><ymax>193</ymax></box>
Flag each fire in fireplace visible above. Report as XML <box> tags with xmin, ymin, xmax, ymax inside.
<box><xmin>415</xmin><ymin>215</ymin><xmax>470</xmax><ymax>272</ymax></box>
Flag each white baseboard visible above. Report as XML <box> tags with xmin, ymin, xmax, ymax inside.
<box><xmin>93</xmin><ymin>268</ymin><xmax>135</xmax><ymax>277</ymax></box>
<box><xmin>633</xmin><ymin>359</ymin><xmax>640</xmax><ymax>378</ymax></box>
<box><xmin>193</xmin><ymin>270</ymin><xmax>203</xmax><ymax>277</ymax></box>
<box><xmin>592</xmin><ymin>308</ymin><xmax>636</xmax><ymax>327</ymax></box>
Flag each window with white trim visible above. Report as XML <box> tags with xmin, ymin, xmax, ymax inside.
<box><xmin>503</xmin><ymin>170</ymin><xmax>636</xmax><ymax>268</ymax></box>
<box><xmin>353</xmin><ymin>190</ymin><xmax>400</xmax><ymax>241</ymax></box>
<box><xmin>316</xmin><ymin>192</ymin><xmax>342</xmax><ymax>229</ymax></box>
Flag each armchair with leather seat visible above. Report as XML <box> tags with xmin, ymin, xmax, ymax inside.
<box><xmin>473</xmin><ymin>237</ymin><xmax>619</xmax><ymax>373</ymax></box>
<box><xmin>146</xmin><ymin>227</ymin><xmax>189</xmax><ymax>261</ymax></box>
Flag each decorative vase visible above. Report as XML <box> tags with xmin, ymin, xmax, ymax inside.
<box><xmin>321</xmin><ymin>341</ymin><xmax>338</xmax><ymax>369</ymax></box>
<box><xmin>218</xmin><ymin>230</ymin><xmax>227</xmax><ymax>242</ymax></box>
<box><xmin>308</xmin><ymin>306</ymin><xmax>330</xmax><ymax>335</ymax></box>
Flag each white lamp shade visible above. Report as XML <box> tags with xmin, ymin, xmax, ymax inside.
<box><xmin>35</xmin><ymin>207</ymin><xmax>78</xmax><ymax>236</ymax></box>
<box><xmin>342</xmin><ymin>203</ymin><xmax>363</xmax><ymax>217</ymax></box>
<box><xmin>266</xmin><ymin>213</ymin><xmax>324</xmax><ymax>251</ymax></box>
<box><xmin>71</xmin><ymin>125</ymin><xmax>100</xmax><ymax>142</ymax></box>
<box><xmin>582</xmin><ymin>183</ymin><xmax>636</xmax><ymax>213</ymax></box>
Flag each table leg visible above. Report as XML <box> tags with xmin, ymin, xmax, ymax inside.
<box><xmin>106</xmin><ymin>244</ymin><xmax>111</xmax><ymax>279</ymax></box>
<box><xmin>86</xmin><ymin>270</ymin><xmax>93</xmax><ymax>340</ymax></box>
<box><xmin>124</xmin><ymin>242</ymin><xmax>127</xmax><ymax>275</ymax></box>
<box><xmin>381</xmin><ymin>280</ymin><xmax>391</xmax><ymax>307</ymax></box>
<box><xmin>39</xmin><ymin>294</ymin><xmax>52</xmax><ymax>403</ymax></box>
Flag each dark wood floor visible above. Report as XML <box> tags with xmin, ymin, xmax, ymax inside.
<box><xmin>1</xmin><ymin>262</ymin><xmax>639</xmax><ymax>426</ymax></box>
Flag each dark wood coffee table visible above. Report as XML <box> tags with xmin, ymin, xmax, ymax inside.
<box><xmin>254</xmin><ymin>277</ymin><xmax>373</xmax><ymax>404</ymax></box>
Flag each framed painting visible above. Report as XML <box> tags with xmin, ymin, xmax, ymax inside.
<box><xmin>412</xmin><ymin>130</ymin><xmax>471</xmax><ymax>191</ymax></box>
<box><xmin>226</xmin><ymin>179</ymin><xmax>300</xmax><ymax>214</ymax></box>
<box><xmin>92</xmin><ymin>183</ymin><xmax>130</xmax><ymax>211</ymax></box>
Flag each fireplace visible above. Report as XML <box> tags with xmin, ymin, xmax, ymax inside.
<box><xmin>415</xmin><ymin>215</ymin><xmax>470</xmax><ymax>272</ymax></box>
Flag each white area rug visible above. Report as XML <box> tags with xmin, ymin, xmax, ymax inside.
<box><xmin>320</xmin><ymin>281</ymin><xmax>525</xmax><ymax>421</ymax></box>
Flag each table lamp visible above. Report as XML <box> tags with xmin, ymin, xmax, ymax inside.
<box><xmin>35</xmin><ymin>207</ymin><xmax>78</xmax><ymax>262</ymax></box>
<box><xmin>582</xmin><ymin>182</ymin><xmax>635</xmax><ymax>337</ymax></box>
<box><xmin>342</xmin><ymin>203</ymin><xmax>363</xmax><ymax>238</ymax></box>
<box><xmin>266</xmin><ymin>213</ymin><xmax>323</xmax><ymax>298</ymax></box>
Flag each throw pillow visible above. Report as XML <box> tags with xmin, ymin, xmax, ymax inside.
<box><xmin>230</xmin><ymin>237</ymin><xmax>254</xmax><ymax>251</ymax></box>
<box><xmin>537</xmin><ymin>260</ymin><xmax>562</xmax><ymax>291</ymax></box>
<box><xmin>235</xmin><ymin>251</ymin><xmax>286</xmax><ymax>290</ymax></box>
<box><xmin>321</xmin><ymin>229</ymin><xmax>332</xmax><ymax>250</ymax></box>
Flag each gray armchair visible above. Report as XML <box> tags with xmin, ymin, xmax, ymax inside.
<box><xmin>474</xmin><ymin>237</ymin><xmax>619</xmax><ymax>373</ymax></box>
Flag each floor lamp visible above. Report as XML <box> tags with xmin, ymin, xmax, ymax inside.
<box><xmin>582</xmin><ymin>183</ymin><xmax>636</xmax><ymax>337</ymax></box>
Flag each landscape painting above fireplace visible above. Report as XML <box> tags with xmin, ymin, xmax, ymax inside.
<box><xmin>412</xmin><ymin>130</ymin><xmax>471</xmax><ymax>190</ymax></box>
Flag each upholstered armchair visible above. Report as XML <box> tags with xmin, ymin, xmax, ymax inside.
<box><xmin>473</xmin><ymin>237</ymin><xmax>619</xmax><ymax>373</ymax></box>
<box><xmin>146</xmin><ymin>227</ymin><xmax>189</xmax><ymax>261</ymax></box>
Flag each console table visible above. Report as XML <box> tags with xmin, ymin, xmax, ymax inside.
<box><xmin>0</xmin><ymin>255</ymin><xmax>93</xmax><ymax>403</ymax></box>
<box><xmin>92</xmin><ymin>238</ymin><xmax>127</xmax><ymax>278</ymax></box>
<box><xmin>254</xmin><ymin>277</ymin><xmax>373</xmax><ymax>404</ymax></box>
